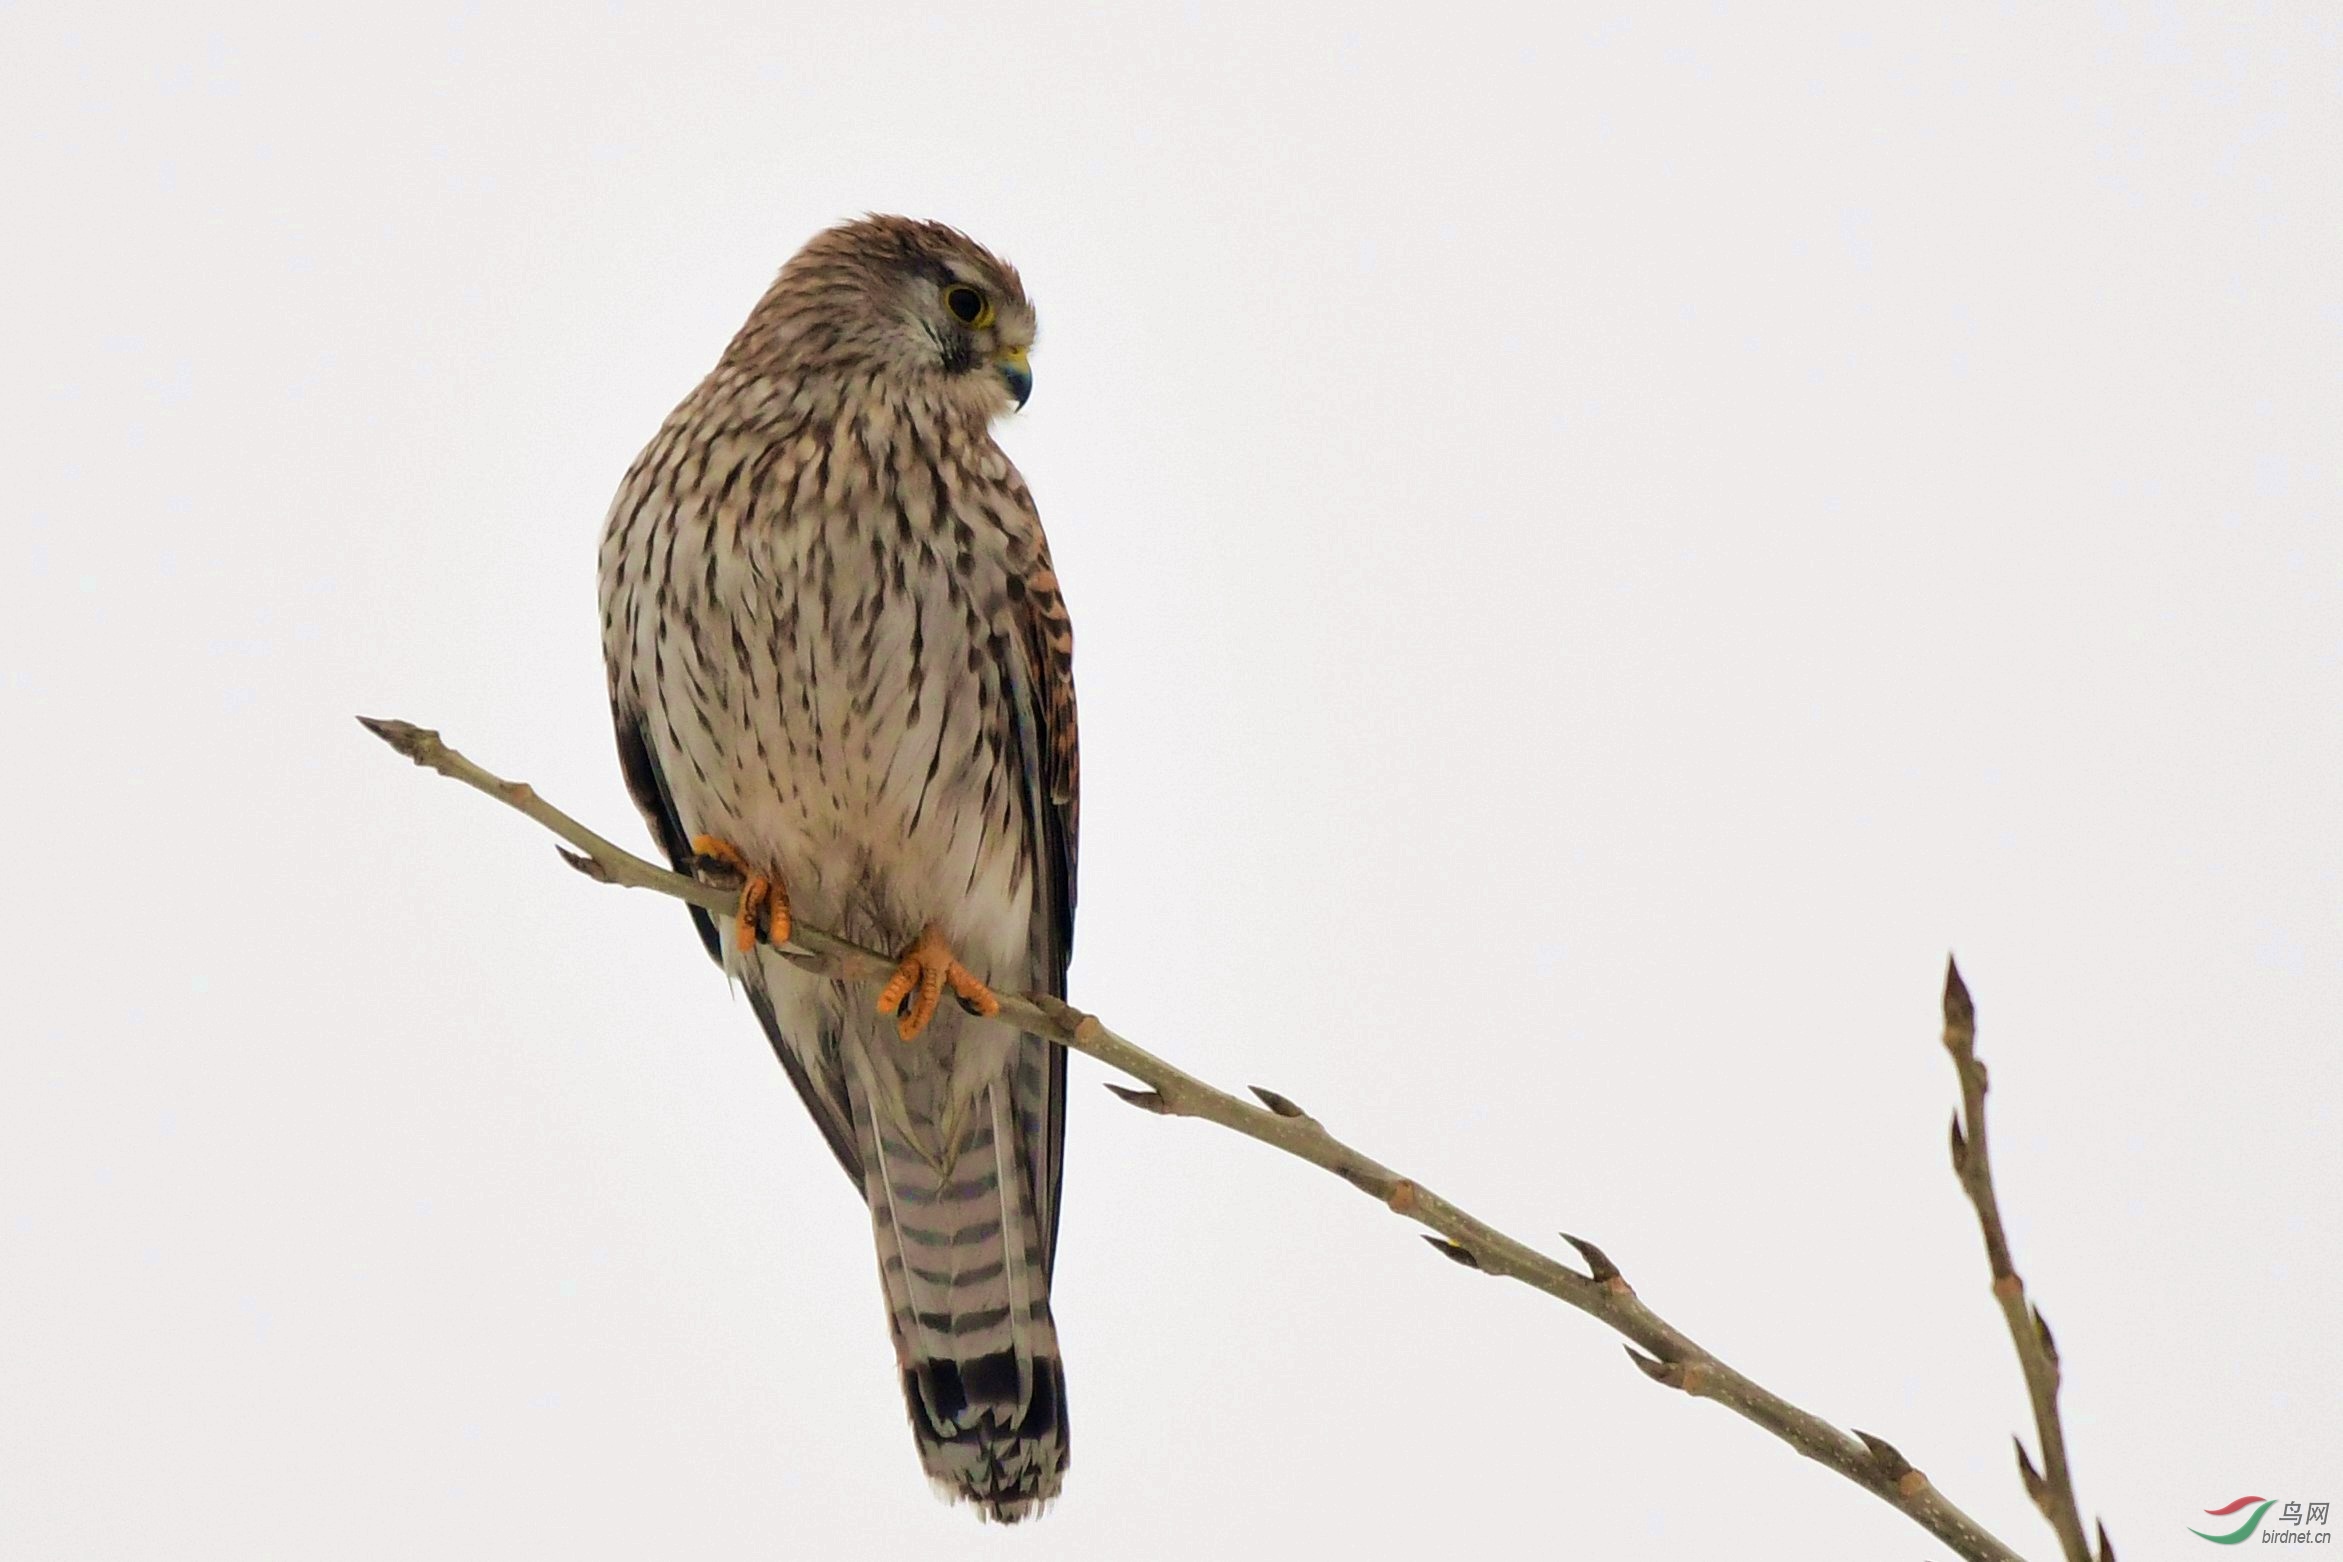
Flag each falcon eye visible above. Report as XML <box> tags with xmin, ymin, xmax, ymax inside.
<box><xmin>944</xmin><ymin>284</ymin><xmax>992</xmax><ymax>327</ymax></box>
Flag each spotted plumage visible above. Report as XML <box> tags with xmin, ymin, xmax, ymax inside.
<box><xmin>597</xmin><ymin>216</ymin><xmax>1076</xmax><ymax>1521</ymax></box>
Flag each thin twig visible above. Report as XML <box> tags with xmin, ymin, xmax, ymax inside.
<box><xmin>1942</xmin><ymin>960</ymin><xmax>2105</xmax><ymax>1562</ymax></box>
<box><xmin>362</xmin><ymin>715</ymin><xmax>2034</xmax><ymax>1562</ymax></box>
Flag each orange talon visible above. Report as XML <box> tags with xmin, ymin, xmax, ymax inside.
<box><xmin>876</xmin><ymin>925</ymin><xmax>1000</xmax><ymax>1042</ymax></box>
<box><xmin>689</xmin><ymin>834</ymin><xmax>791</xmax><ymax>952</ymax></box>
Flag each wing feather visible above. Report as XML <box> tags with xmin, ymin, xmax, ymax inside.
<box><xmin>610</xmin><ymin>699</ymin><xmax>721</xmax><ymax>964</ymax></box>
<box><xmin>1001</xmin><ymin>506</ymin><xmax>1078</xmax><ymax>1272</ymax></box>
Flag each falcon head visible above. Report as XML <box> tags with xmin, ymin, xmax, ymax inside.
<box><xmin>735</xmin><ymin>215</ymin><xmax>1037</xmax><ymax>421</ymax></box>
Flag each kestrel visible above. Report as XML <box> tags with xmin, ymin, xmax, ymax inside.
<box><xmin>597</xmin><ymin>217</ymin><xmax>1077</xmax><ymax>1521</ymax></box>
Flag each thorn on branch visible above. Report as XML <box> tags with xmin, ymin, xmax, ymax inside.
<box><xmin>1560</xmin><ymin>1232</ymin><xmax>1622</xmax><ymax>1283</ymax></box>
<box><xmin>1853</xmin><ymin>1429</ymin><xmax>1913</xmax><ymax>1479</ymax></box>
<box><xmin>2096</xmin><ymin>1518</ymin><xmax>2117</xmax><ymax>1562</ymax></box>
<box><xmin>1422</xmin><ymin>1236</ymin><xmax>1482</xmax><ymax>1270</ymax></box>
<box><xmin>1104</xmin><ymin>1083</ymin><xmax>1170</xmax><ymax>1114</ymax></box>
<box><xmin>1248</xmin><ymin>1085</ymin><xmax>1308</xmax><ymax>1119</ymax></box>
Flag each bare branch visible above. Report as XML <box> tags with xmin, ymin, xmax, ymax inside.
<box><xmin>363</xmin><ymin>716</ymin><xmax>2036</xmax><ymax>1562</ymax></box>
<box><xmin>1942</xmin><ymin>958</ymin><xmax>2100</xmax><ymax>1561</ymax></box>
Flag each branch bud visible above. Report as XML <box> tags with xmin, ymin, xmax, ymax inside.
<box><xmin>1560</xmin><ymin>1232</ymin><xmax>1623</xmax><ymax>1283</ymax></box>
<box><xmin>1942</xmin><ymin>954</ymin><xmax>1975</xmax><ymax>1031</ymax></box>
<box><xmin>556</xmin><ymin>846</ymin><xmax>613</xmax><ymax>882</ymax></box>
<box><xmin>1853</xmin><ymin>1429</ymin><xmax>1913</xmax><ymax>1478</ymax></box>
<box><xmin>1421</xmin><ymin>1236</ymin><xmax>1482</xmax><ymax>1271</ymax></box>
<box><xmin>1623</xmin><ymin>1347</ymin><xmax>1675</xmax><ymax>1386</ymax></box>
<box><xmin>2014</xmin><ymin>1437</ymin><xmax>2047</xmax><ymax>1510</ymax></box>
<box><xmin>1248</xmin><ymin>1085</ymin><xmax>1308</xmax><ymax>1119</ymax></box>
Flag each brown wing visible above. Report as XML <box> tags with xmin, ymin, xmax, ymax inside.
<box><xmin>1021</xmin><ymin>557</ymin><xmax>1079</xmax><ymax>825</ymax></box>
<box><xmin>609</xmin><ymin>699</ymin><xmax>723</xmax><ymax>964</ymax></box>
<box><xmin>1003</xmin><ymin>516</ymin><xmax>1079</xmax><ymax>1271</ymax></box>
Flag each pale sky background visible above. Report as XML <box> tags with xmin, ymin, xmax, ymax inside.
<box><xmin>3</xmin><ymin>4</ymin><xmax>2338</xmax><ymax>1559</ymax></box>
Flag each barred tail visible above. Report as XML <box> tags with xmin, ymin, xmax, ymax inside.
<box><xmin>856</xmin><ymin>1074</ymin><xmax>1068</xmax><ymax>1521</ymax></box>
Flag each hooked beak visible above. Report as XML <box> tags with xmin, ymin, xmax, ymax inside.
<box><xmin>995</xmin><ymin>346</ymin><xmax>1032</xmax><ymax>409</ymax></box>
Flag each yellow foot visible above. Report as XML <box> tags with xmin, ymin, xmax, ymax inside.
<box><xmin>689</xmin><ymin>834</ymin><xmax>791</xmax><ymax>954</ymax></box>
<box><xmin>875</xmin><ymin>925</ymin><xmax>1000</xmax><ymax>1042</ymax></box>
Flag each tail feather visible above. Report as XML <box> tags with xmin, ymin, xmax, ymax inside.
<box><xmin>859</xmin><ymin>1075</ymin><xmax>1068</xmax><ymax>1521</ymax></box>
